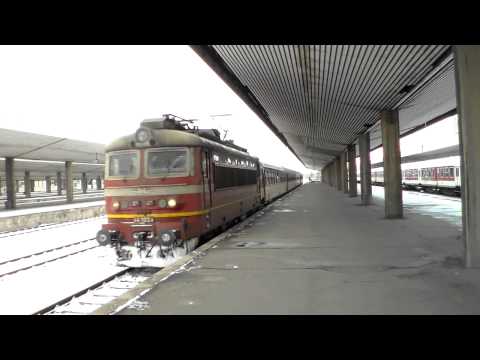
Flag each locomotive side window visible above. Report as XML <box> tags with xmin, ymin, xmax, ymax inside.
<box><xmin>107</xmin><ymin>150</ymin><xmax>139</xmax><ymax>179</ymax></box>
<box><xmin>213</xmin><ymin>154</ymin><xmax>258</xmax><ymax>190</ymax></box>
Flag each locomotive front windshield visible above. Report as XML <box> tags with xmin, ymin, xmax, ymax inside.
<box><xmin>108</xmin><ymin>151</ymin><xmax>139</xmax><ymax>178</ymax></box>
<box><xmin>147</xmin><ymin>149</ymin><xmax>187</xmax><ymax>176</ymax></box>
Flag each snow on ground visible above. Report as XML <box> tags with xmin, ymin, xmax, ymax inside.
<box><xmin>0</xmin><ymin>215</ymin><xmax>124</xmax><ymax>314</ymax></box>
<box><xmin>0</xmin><ymin>217</ymin><xmax>106</xmax><ymax>262</ymax></box>
<box><xmin>369</xmin><ymin>185</ymin><xmax>462</xmax><ymax>228</ymax></box>
<box><xmin>0</xmin><ymin>246</ymin><xmax>122</xmax><ymax>314</ymax></box>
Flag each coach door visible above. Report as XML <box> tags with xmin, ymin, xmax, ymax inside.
<box><xmin>202</xmin><ymin>150</ymin><xmax>213</xmax><ymax>209</ymax></box>
<box><xmin>260</xmin><ymin>166</ymin><xmax>266</xmax><ymax>200</ymax></box>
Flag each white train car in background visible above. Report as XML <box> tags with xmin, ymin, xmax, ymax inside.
<box><xmin>368</xmin><ymin>156</ymin><xmax>461</xmax><ymax>196</ymax></box>
<box><xmin>402</xmin><ymin>156</ymin><xmax>460</xmax><ymax>195</ymax></box>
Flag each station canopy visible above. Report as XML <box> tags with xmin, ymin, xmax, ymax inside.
<box><xmin>0</xmin><ymin>128</ymin><xmax>105</xmax><ymax>178</ymax></box>
<box><xmin>191</xmin><ymin>45</ymin><xmax>457</xmax><ymax>170</ymax></box>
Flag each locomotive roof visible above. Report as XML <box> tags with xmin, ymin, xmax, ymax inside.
<box><xmin>106</xmin><ymin>128</ymin><xmax>259</xmax><ymax>161</ymax></box>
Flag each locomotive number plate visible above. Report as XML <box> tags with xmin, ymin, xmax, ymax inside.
<box><xmin>134</xmin><ymin>217</ymin><xmax>154</xmax><ymax>224</ymax></box>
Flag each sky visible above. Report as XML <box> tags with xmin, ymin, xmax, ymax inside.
<box><xmin>368</xmin><ymin>114</ymin><xmax>459</xmax><ymax>165</ymax></box>
<box><xmin>0</xmin><ymin>45</ymin><xmax>458</xmax><ymax>176</ymax></box>
<box><xmin>0</xmin><ymin>45</ymin><xmax>307</xmax><ymax>173</ymax></box>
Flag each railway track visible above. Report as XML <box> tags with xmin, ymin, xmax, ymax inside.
<box><xmin>37</xmin><ymin>267</ymin><xmax>158</xmax><ymax>315</ymax></box>
<box><xmin>0</xmin><ymin>238</ymin><xmax>99</xmax><ymax>278</ymax></box>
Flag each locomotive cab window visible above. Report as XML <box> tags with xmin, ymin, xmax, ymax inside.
<box><xmin>107</xmin><ymin>150</ymin><xmax>140</xmax><ymax>179</ymax></box>
<box><xmin>144</xmin><ymin>147</ymin><xmax>192</xmax><ymax>178</ymax></box>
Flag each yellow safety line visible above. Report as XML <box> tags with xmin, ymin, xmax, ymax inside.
<box><xmin>107</xmin><ymin>195</ymin><xmax>257</xmax><ymax>219</ymax></box>
<box><xmin>107</xmin><ymin>210</ymin><xmax>209</xmax><ymax>219</ymax></box>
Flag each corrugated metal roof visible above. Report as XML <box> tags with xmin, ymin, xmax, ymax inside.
<box><xmin>192</xmin><ymin>45</ymin><xmax>453</xmax><ymax>170</ymax></box>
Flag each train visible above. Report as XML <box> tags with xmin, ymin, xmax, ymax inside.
<box><xmin>96</xmin><ymin>114</ymin><xmax>303</xmax><ymax>267</ymax></box>
<box><xmin>361</xmin><ymin>156</ymin><xmax>461</xmax><ymax>196</ymax></box>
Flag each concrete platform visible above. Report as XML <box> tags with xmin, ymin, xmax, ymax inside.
<box><xmin>0</xmin><ymin>200</ymin><xmax>105</xmax><ymax>233</ymax></box>
<box><xmin>0</xmin><ymin>190</ymin><xmax>104</xmax><ymax>210</ymax></box>
<box><xmin>116</xmin><ymin>182</ymin><xmax>480</xmax><ymax>315</ymax></box>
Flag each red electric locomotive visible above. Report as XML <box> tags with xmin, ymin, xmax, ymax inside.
<box><xmin>97</xmin><ymin>114</ymin><xmax>302</xmax><ymax>267</ymax></box>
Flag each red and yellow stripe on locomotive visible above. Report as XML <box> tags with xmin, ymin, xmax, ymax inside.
<box><xmin>97</xmin><ymin>115</ymin><xmax>302</xmax><ymax>267</ymax></box>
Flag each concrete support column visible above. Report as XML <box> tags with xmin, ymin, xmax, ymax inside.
<box><xmin>359</xmin><ymin>133</ymin><xmax>372</xmax><ymax>205</ymax></box>
<box><xmin>333</xmin><ymin>163</ymin><xmax>336</xmax><ymax>187</ymax></box>
<box><xmin>5</xmin><ymin>157</ymin><xmax>16</xmax><ymax>209</ymax></box>
<box><xmin>454</xmin><ymin>45</ymin><xmax>480</xmax><ymax>267</ymax></box>
<box><xmin>328</xmin><ymin>164</ymin><xmax>333</xmax><ymax>186</ymax></box>
<box><xmin>381</xmin><ymin>110</ymin><xmax>403</xmax><ymax>218</ymax></box>
<box><xmin>336</xmin><ymin>157</ymin><xmax>342</xmax><ymax>191</ymax></box>
<box><xmin>15</xmin><ymin>180</ymin><xmax>19</xmax><ymax>193</ymax></box>
<box><xmin>341</xmin><ymin>152</ymin><xmax>348</xmax><ymax>194</ymax></box>
<box><xmin>96</xmin><ymin>176</ymin><xmax>102</xmax><ymax>190</ymax></box>
<box><xmin>65</xmin><ymin>161</ymin><xmax>73</xmax><ymax>203</ymax></box>
<box><xmin>81</xmin><ymin>172</ymin><xmax>87</xmax><ymax>194</ymax></box>
<box><xmin>347</xmin><ymin>144</ymin><xmax>357</xmax><ymax>197</ymax></box>
<box><xmin>56</xmin><ymin>171</ymin><xmax>62</xmax><ymax>195</ymax></box>
<box><xmin>30</xmin><ymin>179</ymin><xmax>35</xmax><ymax>193</ymax></box>
<box><xmin>45</xmin><ymin>176</ymin><xmax>51</xmax><ymax>193</ymax></box>
<box><xmin>24</xmin><ymin>170</ymin><xmax>31</xmax><ymax>198</ymax></box>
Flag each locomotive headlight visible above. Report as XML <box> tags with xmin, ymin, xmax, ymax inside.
<box><xmin>159</xmin><ymin>230</ymin><xmax>175</xmax><ymax>248</ymax></box>
<box><xmin>161</xmin><ymin>232</ymin><xmax>171</xmax><ymax>242</ymax></box>
<box><xmin>135</xmin><ymin>128</ymin><xmax>150</xmax><ymax>143</ymax></box>
<box><xmin>167</xmin><ymin>198</ymin><xmax>177</xmax><ymax>208</ymax></box>
<box><xmin>112</xmin><ymin>201</ymin><xmax>120</xmax><ymax>210</ymax></box>
<box><xmin>158</xmin><ymin>199</ymin><xmax>167</xmax><ymax>208</ymax></box>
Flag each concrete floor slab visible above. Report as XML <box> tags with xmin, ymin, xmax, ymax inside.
<box><xmin>118</xmin><ymin>183</ymin><xmax>480</xmax><ymax>315</ymax></box>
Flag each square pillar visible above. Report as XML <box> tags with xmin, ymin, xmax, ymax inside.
<box><xmin>96</xmin><ymin>176</ymin><xmax>102</xmax><ymax>190</ymax></box>
<box><xmin>454</xmin><ymin>45</ymin><xmax>480</xmax><ymax>267</ymax></box>
<box><xmin>341</xmin><ymin>151</ymin><xmax>348</xmax><ymax>194</ymax></box>
<box><xmin>5</xmin><ymin>157</ymin><xmax>16</xmax><ymax>209</ymax></box>
<box><xmin>81</xmin><ymin>172</ymin><xmax>87</xmax><ymax>194</ymax></box>
<box><xmin>359</xmin><ymin>132</ymin><xmax>372</xmax><ymax>205</ymax></box>
<box><xmin>381</xmin><ymin>110</ymin><xmax>403</xmax><ymax>218</ymax></box>
<box><xmin>24</xmin><ymin>170</ymin><xmax>31</xmax><ymax>198</ymax></box>
<box><xmin>347</xmin><ymin>144</ymin><xmax>357</xmax><ymax>197</ymax></box>
<box><xmin>56</xmin><ymin>171</ymin><xmax>62</xmax><ymax>195</ymax></box>
<box><xmin>65</xmin><ymin>161</ymin><xmax>73</xmax><ymax>203</ymax></box>
<box><xmin>336</xmin><ymin>157</ymin><xmax>342</xmax><ymax>191</ymax></box>
<box><xmin>329</xmin><ymin>164</ymin><xmax>333</xmax><ymax>186</ymax></box>
<box><xmin>45</xmin><ymin>176</ymin><xmax>52</xmax><ymax>193</ymax></box>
